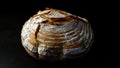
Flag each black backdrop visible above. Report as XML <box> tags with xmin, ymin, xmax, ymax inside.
<box><xmin>0</xmin><ymin>0</ymin><xmax>110</xmax><ymax>68</ymax></box>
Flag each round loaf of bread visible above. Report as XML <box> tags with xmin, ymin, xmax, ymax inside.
<box><xmin>21</xmin><ymin>8</ymin><xmax>93</xmax><ymax>61</ymax></box>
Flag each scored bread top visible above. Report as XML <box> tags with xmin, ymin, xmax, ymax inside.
<box><xmin>32</xmin><ymin>8</ymin><xmax>75</xmax><ymax>25</ymax></box>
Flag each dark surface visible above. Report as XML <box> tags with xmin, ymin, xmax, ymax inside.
<box><xmin>0</xmin><ymin>0</ymin><xmax>111</xmax><ymax>68</ymax></box>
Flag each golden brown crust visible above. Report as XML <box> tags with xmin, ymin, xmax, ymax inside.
<box><xmin>28</xmin><ymin>33</ymin><xmax>37</xmax><ymax>46</ymax></box>
<box><xmin>21</xmin><ymin>8</ymin><xmax>94</xmax><ymax>61</ymax></box>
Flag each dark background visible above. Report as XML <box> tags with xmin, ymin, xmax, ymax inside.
<box><xmin>0</xmin><ymin>0</ymin><xmax>111</xmax><ymax>68</ymax></box>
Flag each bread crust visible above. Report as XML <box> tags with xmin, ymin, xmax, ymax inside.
<box><xmin>21</xmin><ymin>8</ymin><xmax>93</xmax><ymax>61</ymax></box>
